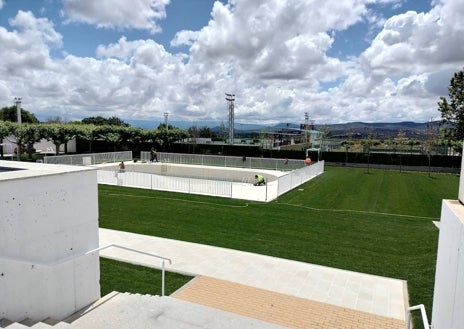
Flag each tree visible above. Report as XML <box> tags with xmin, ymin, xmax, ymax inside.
<box><xmin>43</xmin><ymin>123</ymin><xmax>79</xmax><ymax>155</ymax></box>
<box><xmin>81</xmin><ymin>116</ymin><xmax>130</xmax><ymax>127</ymax></box>
<box><xmin>156</xmin><ymin>127</ymin><xmax>189</xmax><ymax>151</ymax></box>
<box><xmin>8</xmin><ymin>124</ymin><xmax>43</xmax><ymax>160</ymax></box>
<box><xmin>0</xmin><ymin>121</ymin><xmax>13</xmax><ymax>157</ymax></box>
<box><xmin>75</xmin><ymin>124</ymin><xmax>99</xmax><ymax>153</ymax></box>
<box><xmin>438</xmin><ymin>68</ymin><xmax>464</xmax><ymax>143</ymax></box>
<box><xmin>95</xmin><ymin>125</ymin><xmax>127</xmax><ymax>152</ymax></box>
<box><xmin>199</xmin><ymin>126</ymin><xmax>212</xmax><ymax>138</ymax></box>
<box><xmin>0</xmin><ymin>106</ymin><xmax>39</xmax><ymax>123</ymax></box>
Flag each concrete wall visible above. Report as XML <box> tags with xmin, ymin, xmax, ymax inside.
<box><xmin>0</xmin><ymin>161</ymin><xmax>100</xmax><ymax>322</ymax></box>
<box><xmin>458</xmin><ymin>150</ymin><xmax>464</xmax><ymax>203</ymax></box>
<box><xmin>432</xmin><ymin>200</ymin><xmax>464</xmax><ymax>329</ymax></box>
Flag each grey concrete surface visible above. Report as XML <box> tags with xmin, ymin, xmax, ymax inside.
<box><xmin>98</xmin><ymin>228</ymin><xmax>408</xmax><ymax>321</ymax></box>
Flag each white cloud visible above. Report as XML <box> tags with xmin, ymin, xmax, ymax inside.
<box><xmin>62</xmin><ymin>0</ymin><xmax>170</xmax><ymax>33</ymax></box>
<box><xmin>183</xmin><ymin>0</ymin><xmax>369</xmax><ymax>81</ymax></box>
<box><xmin>0</xmin><ymin>0</ymin><xmax>464</xmax><ymax>125</ymax></box>
<box><xmin>170</xmin><ymin>30</ymin><xmax>200</xmax><ymax>47</ymax></box>
<box><xmin>361</xmin><ymin>0</ymin><xmax>464</xmax><ymax>75</ymax></box>
<box><xmin>0</xmin><ymin>0</ymin><xmax>4</xmax><ymax>10</ymax></box>
<box><xmin>0</xmin><ymin>11</ymin><xmax>61</xmax><ymax>77</ymax></box>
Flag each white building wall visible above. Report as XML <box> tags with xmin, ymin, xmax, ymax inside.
<box><xmin>0</xmin><ymin>162</ymin><xmax>100</xmax><ymax>322</ymax></box>
<box><xmin>432</xmin><ymin>200</ymin><xmax>464</xmax><ymax>329</ymax></box>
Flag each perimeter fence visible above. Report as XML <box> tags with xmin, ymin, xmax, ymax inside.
<box><xmin>140</xmin><ymin>151</ymin><xmax>305</xmax><ymax>171</ymax></box>
<box><xmin>44</xmin><ymin>151</ymin><xmax>132</xmax><ymax>165</ymax></box>
<box><xmin>42</xmin><ymin>151</ymin><xmax>324</xmax><ymax>201</ymax></box>
<box><xmin>98</xmin><ymin>157</ymin><xmax>324</xmax><ymax>202</ymax></box>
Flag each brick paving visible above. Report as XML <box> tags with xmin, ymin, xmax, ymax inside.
<box><xmin>173</xmin><ymin>276</ymin><xmax>405</xmax><ymax>329</ymax></box>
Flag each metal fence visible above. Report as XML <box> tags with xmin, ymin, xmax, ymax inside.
<box><xmin>44</xmin><ymin>151</ymin><xmax>132</xmax><ymax>166</ymax></box>
<box><xmin>140</xmin><ymin>151</ymin><xmax>305</xmax><ymax>171</ymax></box>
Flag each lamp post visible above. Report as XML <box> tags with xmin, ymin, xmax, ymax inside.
<box><xmin>14</xmin><ymin>97</ymin><xmax>22</xmax><ymax>124</ymax></box>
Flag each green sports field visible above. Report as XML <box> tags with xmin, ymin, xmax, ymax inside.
<box><xmin>99</xmin><ymin>166</ymin><xmax>459</xmax><ymax>324</ymax></box>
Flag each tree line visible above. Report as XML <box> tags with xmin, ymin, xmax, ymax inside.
<box><xmin>0</xmin><ymin>116</ymin><xmax>189</xmax><ymax>159</ymax></box>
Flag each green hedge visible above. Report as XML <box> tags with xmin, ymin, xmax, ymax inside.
<box><xmin>75</xmin><ymin>139</ymin><xmax>461</xmax><ymax>168</ymax></box>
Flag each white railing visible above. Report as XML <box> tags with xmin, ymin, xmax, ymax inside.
<box><xmin>44</xmin><ymin>151</ymin><xmax>132</xmax><ymax>166</ymax></box>
<box><xmin>98</xmin><ymin>161</ymin><xmax>324</xmax><ymax>202</ymax></box>
<box><xmin>140</xmin><ymin>152</ymin><xmax>305</xmax><ymax>171</ymax></box>
<box><xmin>1</xmin><ymin>244</ymin><xmax>172</xmax><ymax>297</ymax></box>
<box><xmin>407</xmin><ymin>304</ymin><xmax>430</xmax><ymax>329</ymax></box>
<box><xmin>277</xmin><ymin>161</ymin><xmax>325</xmax><ymax>196</ymax></box>
<box><xmin>96</xmin><ymin>244</ymin><xmax>172</xmax><ymax>296</ymax></box>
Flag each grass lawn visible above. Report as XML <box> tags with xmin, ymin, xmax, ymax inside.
<box><xmin>98</xmin><ymin>166</ymin><xmax>459</xmax><ymax>325</ymax></box>
<box><xmin>100</xmin><ymin>258</ymin><xmax>192</xmax><ymax>297</ymax></box>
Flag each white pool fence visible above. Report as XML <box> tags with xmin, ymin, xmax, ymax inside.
<box><xmin>44</xmin><ymin>151</ymin><xmax>132</xmax><ymax>165</ymax></box>
<box><xmin>43</xmin><ymin>151</ymin><xmax>324</xmax><ymax>201</ymax></box>
<box><xmin>141</xmin><ymin>151</ymin><xmax>306</xmax><ymax>171</ymax></box>
<box><xmin>98</xmin><ymin>160</ymin><xmax>324</xmax><ymax>202</ymax></box>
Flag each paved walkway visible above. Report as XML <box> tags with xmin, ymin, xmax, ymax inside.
<box><xmin>174</xmin><ymin>276</ymin><xmax>405</xmax><ymax>329</ymax></box>
<box><xmin>98</xmin><ymin>228</ymin><xmax>408</xmax><ymax>327</ymax></box>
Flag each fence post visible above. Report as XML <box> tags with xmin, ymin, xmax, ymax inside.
<box><xmin>162</xmin><ymin>259</ymin><xmax>166</xmax><ymax>296</ymax></box>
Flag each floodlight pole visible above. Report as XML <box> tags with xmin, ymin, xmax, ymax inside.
<box><xmin>305</xmin><ymin>112</ymin><xmax>309</xmax><ymax>144</ymax></box>
<box><xmin>225</xmin><ymin>93</ymin><xmax>235</xmax><ymax>145</ymax></box>
<box><xmin>164</xmin><ymin>112</ymin><xmax>169</xmax><ymax>131</ymax></box>
<box><xmin>14</xmin><ymin>97</ymin><xmax>22</xmax><ymax>124</ymax></box>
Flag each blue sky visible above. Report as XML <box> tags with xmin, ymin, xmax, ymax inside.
<box><xmin>0</xmin><ymin>0</ymin><xmax>463</xmax><ymax>127</ymax></box>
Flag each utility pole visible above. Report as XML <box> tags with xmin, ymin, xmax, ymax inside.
<box><xmin>225</xmin><ymin>93</ymin><xmax>235</xmax><ymax>144</ymax></box>
<box><xmin>14</xmin><ymin>97</ymin><xmax>22</xmax><ymax>124</ymax></box>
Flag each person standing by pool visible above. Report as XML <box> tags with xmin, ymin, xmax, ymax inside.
<box><xmin>119</xmin><ymin>161</ymin><xmax>126</xmax><ymax>173</ymax></box>
<box><xmin>150</xmin><ymin>148</ymin><xmax>158</xmax><ymax>162</ymax></box>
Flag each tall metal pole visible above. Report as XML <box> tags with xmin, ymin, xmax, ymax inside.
<box><xmin>14</xmin><ymin>97</ymin><xmax>22</xmax><ymax>124</ymax></box>
<box><xmin>163</xmin><ymin>112</ymin><xmax>169</xmax><ymax>131</ymax></box>
<box><xmin>225</xmin><ymin>93</ymin><xmax>235</xmax><ymax>144</ymax></box>
<box><xmin>304</xmin><ymin>112</ymin><xmax>309</xmax><ymax>144</ymax></box>
<box><xmin>14</xmin><ymin>97</ymin><xmax>22</xmax><ymax>161</ymax></box>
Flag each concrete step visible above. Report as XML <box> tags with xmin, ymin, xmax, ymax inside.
<box><xmin>1</xmin><ymin>318</ymin><xmax>70</xmax><ymax>328</ymax></box>
<box><xmin>3</xmin><ymin>292</ymin><xmax>286</xmax><ymax>328</ymax></box>
<box><xmin>0</xmin><ymin>319</ymin><xmax>14</xmax><ymax>328</ymax></box>
<box><xmin>69</xmin><ymin>292</ymin><xmax>286</xmax><ymax>328</ymax></box>
<box><xmin>29</xmin><ymin>323</ymin><xmax>52</xmax><ymax>328</ymax></box>
<box><xmin>61</xmin><ymin>291</ymin><xmax>120</xmax><ymax>325</ymax></box>
<box><xmin>0</xmin><ymin>321</ymin><xmax>29</xmax><ymax>328</ymax></box>
<box><xmin>18</xmin><ymin>318</ymin><xmax>36</xmax><ymax>326</ymax></box>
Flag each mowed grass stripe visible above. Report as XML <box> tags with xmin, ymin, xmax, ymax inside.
<box><xmin>98</xmin><ymin>166</ymin><xmax>458</xmax><ymax>326</ymax></box>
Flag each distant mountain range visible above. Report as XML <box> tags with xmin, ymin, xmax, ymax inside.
<box><xmin>320</xmin><ymin>121</ymin><xmax>438</xmax><ymax>139</ymax></box>
<box><xmin>127</xmin><ymin>119</ymin><xmax>439</xmax><ymax>140</ymax></box>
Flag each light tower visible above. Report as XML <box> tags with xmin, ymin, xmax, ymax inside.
<box><xmin>225</xmin><ymin>93</ymin><xmax>235</xmax><ymax>144</ymax></box>
<box><xmin>304</xmin><ymin>112</ymin><xmax>309</xmax><ymax>144</ymax></box>
<box><xmin>14</xmin><ymin>97</ymin><xmax>22</xmax><ymax>124</ymax></box>
<box><xmin>163</xmin><ymin>112</ymin><xmax>169</xmax><ymax>131</ymax></box>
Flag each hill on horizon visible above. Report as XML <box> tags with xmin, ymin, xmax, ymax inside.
<box><xmin>124</xmin><ymin>119</ymin><xmax>439</xmax><ymax>140</ymax></box>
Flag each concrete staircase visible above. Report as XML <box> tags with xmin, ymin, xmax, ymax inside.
<box><xmin>0</xmin><ymin>292</ymin><xmax>285</xmax><ymax>329</ymax></box>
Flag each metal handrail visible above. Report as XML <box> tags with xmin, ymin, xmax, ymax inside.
<box><xmin>407</xmin><ymin>304</ymin><xmax>430</xmax><ymax>329</ymax></box>
<box><xmin>0</xmin><ymin>244</ymin><xmax>172</xmax><ymax>296</ymax></box>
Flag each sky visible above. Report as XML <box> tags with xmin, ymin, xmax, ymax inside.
<box><xmin>0</xmin><ymin>0</ymin><xmax>463</xmax><ymax>128</ymax></box>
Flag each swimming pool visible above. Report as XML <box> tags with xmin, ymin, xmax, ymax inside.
<box><xmin>96</xmin><ymin>161</ymin><xmax>324</xmax><ymax>202</ymax></box>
